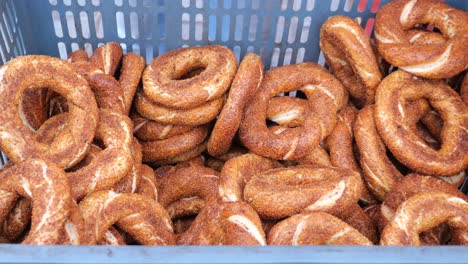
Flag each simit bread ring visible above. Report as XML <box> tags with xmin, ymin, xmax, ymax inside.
<box><xmin>207</xmin><ymin>53</ymin><xmax>263</xmax><ymax>157</ymax></box>
<box><xmin>35</xmin><ymin>110</ymin><xmax>134</xmax><ymax>200</ymax></box>
<box><xmin>327</xmin><ymin>104</ymin><xmax>378</xmax><ymax>204</ymax></box>
<box><xmin>97</xmin><ymin>227</ymin><xmax>126</xmax><ymax>246</ymax></box>
<box><xmin>243</xmin><ymin>166</ymin><xmax>362</xmax><ymax>219</ymax></box>
<box><xmin>375</xmin><ymin>0</ymin><xmax>468</xmax><ymax>79</ymax></box>
<box><xmin>112</xmin><ymin>138</ymin><xmax>143</xmax><ymax>194</ymax></box>
<box><xmin>177</xmin><ymin>200</ymin><xmax>266</xmax><ymax>245</ymax></box>
<box><xmin>143</xmin><ymin>45</ymin><xmax>236</xmax><ymax>109</ymax></box>
<box><xmin>147</xmin><ymin>139</ymin><xmax>208</xmax><ymax>166</ymax></box>
<box><xmin>379</xmin><ymin>174</ymin><xmax>467</xmax><ymax>232</ymax></box>
<box><xmin>136</xmin><ymin>164</ymin><xmax>158</xmax><ymax>201</ymax></box>
<box><xmin>73</xmin><ymin>61</ymin><xmax>126</xmax><ymax>114</ymax></box>
<box><xmin>268</xmin><ymin>212</ymin><xmax>372</xmax><ymax>245</ymax></box>
<box><xmin>337</xmin><ymin>204</ymin><xmax>378</xmax><ymax>244</ymax></box>
<box><xmin>0</xmin><ymin>159</ymin><xmax>72</xmax><ymax>244</ymax></box>
<box><xmin>140</xmin><ymin>124</ymin><xmax>209</xmax><ymax>163</ymax></box>
<box><xmin>0</xmin><ymin>55</ymin><xmax>98</xmax><ymax>169</ymax></box>
<box><xmin>374</xmin><ymin>70</ymin><xmax>467</xmax><ymax>176</ymax></box>
<box><xmin>20</xmin><ymin>89</ymin><xmax>48</xmax><ymax>130</ymax></box>
<box><xmin>380</xmin><ymin>192</ymin><xmax>467</xmax><ymax>246</ymax></box>
<box><xmin>239</xmin><ymin>62</ymin><xmax>346</xmax><ymax>160</ymax></box>
<box><xmin>132</xmin><ymin>112</ymin><xmax>193</xmax><ymax>141</ymax></box>
<box><xmin>320</xmin><ymin>15</ymin><xmax>382</xmax><ymax>105</ymax></box>
<box><xmin>1</xmin><ymin>198</ymin><xmax>31</xmax><ymax>242</ymax></box>
<box><xmin>135</xmin><ymin>92</ymin><xmax>224</xmax><ymax>126</ymax></box>
<box><xmin>59</xmin><ymin>201</ymin><xmax>95</xmax><ymax>245</ymax></box>
<box><xmin>118</xmin><ymin>52</ymin><xmax>145</xmax><ymax>115</ymax></box>
<box><xmin>462</xmin><ymin>73</ymin><xmax>468</xmax><ymax>104</ymax></box>
<box><xmin>218</xmin><ymin>153</ymin><xmax>280</xmax><ymax>202</ymax></box>
<box><xmin>132</xmin><ymin>112</ymin><xmax>193</xmax><ymax>140</ymax></box>
<box><xmin>79</xmin><ymin>190</ymin><xmax>175</xmax><ymax>245</ymax></box>
<box><xmin>67</xmin><ymin>50</ymin><xmax>89</xmax><ymax>63</ymax></box>
<box><xmin>158</xmin><ymin>165</ymin><xmax>219</xmax><ymax>219</ymax></box>
<box><xmin>89</xmin><ymin>42</ymin><xmax>123</xmax><ymax>76</ymax></box>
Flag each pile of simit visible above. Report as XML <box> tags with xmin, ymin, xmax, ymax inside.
<box><xmin>0</xmin><ymin>0</ymin><xmax>466</xmax><ymax>246</ymax></box>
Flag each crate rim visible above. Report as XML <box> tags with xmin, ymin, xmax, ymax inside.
<box><xmin>0</xmin><ymin>245</ymin><xmax>467</xmax><ymax>264</ymax></box>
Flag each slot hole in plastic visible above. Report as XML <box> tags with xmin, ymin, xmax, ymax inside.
<box><xmin>130</xmin><ymin>12</ymin><xmax>139</xmax><ymax>39</ymax></box>
<box><xmin>94</xmin><ymin>11</ymin><xmax>104</xmax><ymax>38</ymax></box>
<box><xmin>51</xmin><ymin>11</ymin><xmax>63</xmax><ymax>38</ymax></box>
<box><xmin>195</xmin><ymin>14</ymin><xmax>203</xmax><ymax>41</ymax></box>
<box><xmin>274</xmin><ymin>16</ymin><xmax>285</xmax><ymax>44</ymax></box>
<box><xmin>248</xmin><ymin>15</ymin><xmax>258</xmax><ymax>42</ymax></box>
<box><xmin>57</xmin><ymin>42</ymin><xmax>67</xmax><ymax>59</ymax></box>
<box><xmin>79</xmin><ymin>12</ymin><xmax>90</xmax><ymax>39</ymax></box>
<box><xmin>116</xmin><ymin>11</ymin><xmax>126</xmax><ymax>39</ymax></box>
<box><xmin>181</xmin><ymin>13</ymin><xmax>190</xmax><ymax>41</ymax></box>
<box><xmin>287</xmin><ymin>16</ymin><xmax>298</xmax><ymax>44</ymax></box>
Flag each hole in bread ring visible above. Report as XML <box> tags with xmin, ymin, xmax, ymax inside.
<box><xmin>143</xmin><ymin>45</ymin><xmax>237</xmax><ymax>109</ymax></box>
<box><xmin>374</xmin><ymin>70</ymin><xmax>467</xmax><ymax>176</ymax></box>
<box><xmin>239</xmin><ymin>62</ymin><xmax>346</xmax><ymax>160</ymax></box>
<box><xmin>34</xmin><ymin>110</ymin><xmax>134</xmax><ymax>201</ymax></box>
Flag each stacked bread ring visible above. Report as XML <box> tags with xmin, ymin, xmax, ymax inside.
<box><xmin>0</xmin><ymin>0</ymin><xmax>466</xmax><ymax>246</ymax></box>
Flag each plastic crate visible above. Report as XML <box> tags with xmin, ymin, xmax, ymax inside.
<box><xmin>0</xmin><ymin>0</ymin><xmax>467</xmax><ymax>263</ymax></box>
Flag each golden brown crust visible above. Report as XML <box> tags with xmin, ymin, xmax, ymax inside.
<box><xmin>380</xmin><ymin>192</ymin><xmax>468</xmax><ymax>246</ymax></box>
<box><xmin>268</xmin><ymin>212</ymin><xmax>372</xmax><ymax>245</ymax></box>
<box><xmin>177</xmin><ymin>200</ymin><xmax>266</xmax><ymax>245</ymax></box>
<box><xmin>244</xmin><ymin>166</ymin><xmax>362</xmax><ymax>219</ymax></box>
<box><xmin>375</xmin><ymin>0</ymin><xmax>468</xmax><ymax>78</ymax></box>
<box><xmin>67</xmin><ymin>50</ymin><xmax>89</xmax><ymax>63</ymax></box>
<box><xmin>112</xmin><ymin>137</ymin><xmax>143</xmax><ymax>194</ymax></box>
<box><xmin>158</xmin><ymin>165</ymin><xmax>219</xmax><ymax>219</ymax></box>
<box><xmin>35</xmin><ymin>110</ymin><xmax>134</xmax><ymax>200</ymax></box>
<box><xmin>327</xmin><ymin>104</ymin><xmax>378</xmax><ymax>204</ymax></box>
<box><xmin>79</xmin><ymin>190</ymin><xmax>175</xmax><ymax>245</ymax></box>
<box><xmin>89</xmin><ymin>42</ymin><xmax>123</xmax><ymax>76</ymax></box>
<box><xmin>219</xmin><ymin>153</ymin><xmax>280</xmax><ymax>202</ymax></box>
<box><xmin>135</xmin><ymin>92</ymin><xmax>224</xmax><ymax>126</ymax></box>
<box><xmin>208</xmin><ymin>54</ymin><xmax>263</xmax><ymax>157</ymax></box>
<box><xmin>0</xmin><ymin>56</ymin><xmax>98</xmax><ymax>169</ymax></box>
<box><xmin>374</xmin><ymin>70</ymin><xmax>467</xmax><ymax>176</ymax></box>
<box><xmin>2</xmin><ymin>198</ymin><xmax>31</xmax><ymax>242</ymax></box>
<box><xmin>266</xmin><ymin>96</ymin><xmax>307</xmax><ymax>127</ymax></box>
<box><xmin>143</xmin><ymin>45</ymin><xmax>237</xmax><ymax>109</ymax></box>
<box><xmin>355</xmin><ymin>105</ymin><xmax>406</xmax><ymax>201</ymax></box>
<box><xmin>0</xmin><ymin>159</ymin><xmax>72</xmax><ymax>244</ymax></box>
<box><xmin>320</xmin><ymin>15</ymin><xmax>382</xmax><ymax>105</ymax></box>
<box><xmin>136</xmin><ymin>164</ymin><xmax>158</xmax><ymax>201</ymax></box>
<box><xmin>147</xmin><ymin>140</ymin><xmax>208</xmax><ymax>166</ymax></box>
<box><xmin>73</xmin><ymin>61</ymin><xmax>126</xmax><ymax>114</ymax></box>
<box><xmin>337</xmin><ymin>204</ymin><xmax>378</xmax><ymax>244</ymax></box>
<box><xmin>97</xmin><ymin>227</ymin><xmax>126</xmax><ymax>246</ymax></box>
<box><xmin>119</xmin><ymin>53</ymin><xmax>145</xmax><ymax>115</ymax></box>
<box><xmin>20</xmin><ymin>88</ymin><xmax>48</xmax><ymax>130</ymax></box>
<box><xmin>379</xmin><ymin>174</ymin><xmax>467</xmax><ymax>231</ymax></box>
<box><xmin>461</xmin><ymin>73</ymin><xmax>468</xmax><ymax>104</ymax></box>
<box><xmin>131</xmin><ymin>111</ymin><xmax>193</xmax><ymax>141</ymax></box>
<box><xmin>239</xmin><ymin>62</ymin><xmax>346</xmax><ymax>160</ymax></box>
<box><xmin>141</xmin><ymin>124</ymin><xmax>209</xmax><ymax>163</ymax></box>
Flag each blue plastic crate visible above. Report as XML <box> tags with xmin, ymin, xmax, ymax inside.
<box><xmin>0</xmin><ymin>0</ymin><xmax>467</xmax><ymax>263</ymax></box>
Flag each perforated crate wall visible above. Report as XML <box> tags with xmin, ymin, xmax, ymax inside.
<box><xmin>2</xmin><ymin>0</ymin><xmax>467</xmax><ymax>68</ymax></box>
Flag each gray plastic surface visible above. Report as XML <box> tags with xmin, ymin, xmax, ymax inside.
<box><xmin>0</xmin><ymin>0</ymin><xmax>467</xmax><ymax>263</ymax></box>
